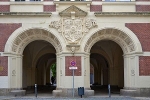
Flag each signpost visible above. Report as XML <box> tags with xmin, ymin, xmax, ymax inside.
<box><xmin>69</xmin><ymin>61</ymin><xmax>77</xmax><ymax>98</ymax></box>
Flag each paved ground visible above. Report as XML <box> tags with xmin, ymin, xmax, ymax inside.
<box><xmin>1</xmin><ymin>95</ymin><xmax>150</xmax><ymax>100</ymax></box>
<box><xmin>1</xmin><ymin>86</ymin><xmax>150</xmax><ymax>100</ymax></box>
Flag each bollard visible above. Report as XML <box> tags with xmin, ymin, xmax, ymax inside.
<box><xmin>108</xmin><ymin>84</ymin><xmax>111</xmax><ymax>98</ymax></box>
<box><xmin>35</xmin><ymin>84</ymin><xmax>37</xmax><ymax>98</ymax></box>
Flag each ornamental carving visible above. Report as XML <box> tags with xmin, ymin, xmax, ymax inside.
<box><xmin>63</xmin><ymin>18</ymin><xmax>83</xmax><ymax>43</ymax></box>
<box><xmin>84</xmin><ymin>28</ymin><xmax>136</xmax><ymax>54</ymax></box>
<box><xmin>50</xmin><ymin>18</ymin><xmax>97</xmax><ymax>43</ymax></box>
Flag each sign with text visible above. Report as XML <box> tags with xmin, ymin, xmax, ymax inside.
<box><xmin>65</xmin><ymin>56</ymin><xmax>81</xmax><ymax>76</ymax></box>
<box><xmin>69</xmin><ymin>66</ymin><xmax>77</xmax><ymax>70</ymax></box>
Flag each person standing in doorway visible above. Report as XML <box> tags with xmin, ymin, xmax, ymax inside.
<box><xmin>51</xmin><ymin>76</ymin><xmax>55</xmax><ymax>85</ymax></box>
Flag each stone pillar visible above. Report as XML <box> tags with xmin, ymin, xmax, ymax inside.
<box><xmin>120</xmin><ymin>54</ymin><xmax>137</xmax><ymax>96</ymax></box>
<box><xmin>7</xmin><ymin>53</ymin><xmax>26</xmax><ymax>96</ymax></box>
<box><xmin>53</xmin><ymin>52</ymin><xmax>94</xmax><ymax>97</ymax></box>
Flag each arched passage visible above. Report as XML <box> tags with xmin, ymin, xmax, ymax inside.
<box><xmin>23</xmin><ymin>40</ymin><xmax>56</xmax><ymax>94</ymax></box>
<box><xmin>90</xmin><ymin>40</ymin><xmax>124</xmax><ymax>94</ymax></box>
<box><xmin>4</xmin><ymin>28</ymin><xmax>63</xmax><ymax>93</ymax></box>
<box><xmin>83</xmin><ymin>28</ymin><xmax>143</xmax><ymax>95</ymax></box>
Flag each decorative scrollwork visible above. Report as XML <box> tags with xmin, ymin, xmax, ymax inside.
<box><xmin>49</xmin><ymin>20</ymin><xmax>62</xmax><ymax>33</ymax></box>
<box><xmin>85</xmin><ymin>19</ymin><xmax>97</xmax><ymax>33</ymax></box>
<box><xmin>50</xmin><ymin>18</ymin><xmax>97</xmax><ymax>44</ymax></box>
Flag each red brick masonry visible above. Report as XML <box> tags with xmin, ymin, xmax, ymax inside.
<box><xmin>0</xmin><ymin>0</ymin><xmax>9</xmax><ymax>1</ymax></box>
<box><xmin>65</xmin><ymin>56</ymin><xmax>81</xmax><ymax>76</ymax></box>
<box><xmin>125</xmin><ymin>23</ymin><xmax>150</xmax><ymax>51</ymax></box>
<box><xmin>139</xmin><ymin>56</ymin><xmax>150</xmax><ymax>76</ymax></box>
<box><xmin>0</xmin><ymin>23</ymin><xmax>22</xmax><ymax>52</ymax></box>
<box><xmin>136</xmin><ymin>5</ymin><xmax>150</xmax><ymax>12</ymax></box>
<box><xmin>44</xmin><ymin>5</ymin><xmax>56</xmax><ymax>12</ymax></box>
<box><xmin>136</xmin><ymin>0</ymin><xmax>150</xmax><ymax>1</ymax></box>
<box><xmin>90</xmin><ymin>5</ymin><xmax>102</xmax><ymax>12</ymax></box>
<box><xmin>0</xmin><ymin>5</ymin><xmax>9</xmax><ymax>12</ymax></box>
<box><xmin>0</xmin><ymin>56</ymin><xmax>8</xmax><ymax>76</ymax></box>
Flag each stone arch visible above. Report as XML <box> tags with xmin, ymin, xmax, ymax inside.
<box><xmin>4</xmin><ymin>27</ymin><xmax>63</xmax><ymax>54</ymax></box>
<box><xmin>83</xmin><ymin>28</ymin><xmax>142</xmax><ymax>54</ymax></box>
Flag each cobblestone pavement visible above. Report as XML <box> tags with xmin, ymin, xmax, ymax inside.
<box><xmin>1</xmin><ymin>96</ymin><xmax>150</xmax><ymax>100</ymax></box>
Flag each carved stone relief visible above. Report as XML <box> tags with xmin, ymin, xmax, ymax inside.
<box><xmin>11</xmin><ymin>29</ymin><xmax>62</xmax><ymax>53</ymax></box>
<box><xmin>84</xmin><ymin>28</ymin><xmax>135</xmax><ymax>54</ymax></box>
<box><xmin>50</xmin><ymin>18</ymin><xmax>97</xmax><ymax>44</ymax></box>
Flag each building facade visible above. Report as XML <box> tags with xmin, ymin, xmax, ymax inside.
<box><xmin>0</xmin><ymin>0</ymin><xmax>150</xmax><ymax>97</ymax></box>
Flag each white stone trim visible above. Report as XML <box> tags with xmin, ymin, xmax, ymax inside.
<box><xmin>4</xmin><ymin>27</ymin><xmax>63</xmax><ymax>54</ymax></box>
<box><xmin>0</xmin><ymin>76</ymin><xmax>8</xmax><ymax>88</ymax></box>
<box><xmin>82</xmin><ymin>27</ymin><xmax>142</xmax><ymax>54</ymax></box>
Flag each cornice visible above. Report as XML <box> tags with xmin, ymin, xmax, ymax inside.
<box><xmin>95</xmin><ymin>12</ymin><xmax>150</xmax><ymax>17</ymax></box>
<box><xmin>0</xmin><ymin>12</ymin><xmax>52</xmax><ymax>17</ymax></box>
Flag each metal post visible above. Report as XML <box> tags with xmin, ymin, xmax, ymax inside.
<box><xmin>35</xmin><ymin>84</ymin><xmax>37</xmax><ymax>98</ymax></box>
<box><xmin>108</xmin><ymin>84</ymin><xmax>111</xmax><ymax>98</ymax></box>
<box><xmin>73</xmin><ymin>69</ymin><xmax>74</xmax><ymax>98</ymax></box>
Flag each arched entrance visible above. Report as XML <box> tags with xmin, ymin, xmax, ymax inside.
<box><xmin>22</xmin><ymin>40</ymin><xmax>56</xmax><ymax>94</ymax></box>
<box><xmin>83</xmin><ymin>28</ymin><xmax>143</xmax><ymax>95</ymax></box>
<box><xmin>4</xmin><ymin>28</ymin><xmax>63</xmax><ymax>95</ymax></box>
<box><xmin>90</xmin><ymin>40</ymin><xmax>124</xmax><ymax>95</ymax></box>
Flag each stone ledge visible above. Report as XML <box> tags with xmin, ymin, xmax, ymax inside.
<box><xmin>84</xmin><ymin>90</ymin><xmax>94</xmax><ymax>97</ymax></box>
<box><xmin>95</xmin><ymin>12</ymin><xmax>150</xmax><ymax>17</ymax></box>
<box><xmin>52</xmin><ymin>90</ymin><xmax>62</xmax><ymax>97</ymax></box>
<box><xmin>0</xmin><ymin>12</ymin><xmax>52</xmax><ymax>17</ymax></box>
<box><xmin>120</xmin><ymin>89</ymin><xmax>136</xmax><ymax>97</ymax></box>
<box><xmin>10</xmin><ymin>90</ymin><xmax>26</xmax><ymax>97</ymax></box>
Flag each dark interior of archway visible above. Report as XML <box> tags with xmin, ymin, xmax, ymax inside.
<box><xmin>22</xmin><ymin>40</ymin><xmax>56</xmax><ymax>95</ymax></box>
<box><xmin>90</xmin><ymin>40</ymin><xmax>124</xmax><ymax>95</ymax></box>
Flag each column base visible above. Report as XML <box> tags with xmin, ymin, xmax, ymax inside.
<box><xmin>120</xmin><ymin>88</ymin><xmax>136</xmax><ymax>97</ymax></box>
<box><xmin>121</xmin><ymin>88</ymin><xmax>150</xmax><ymax>97</ymax></box>
<box><xmin>0</xmin><ymin>88</ymin><xmax>26</xmax><ymax>96</ymax></box>
<box><xmin>10</xmin><ymin>90</ymin><xmax>26</xmax><ymax>97</ymax></box>
<box><xmin>53</xmin><ymin>88</ymin><xmax>94</xmax><ymax>97</ymax></box>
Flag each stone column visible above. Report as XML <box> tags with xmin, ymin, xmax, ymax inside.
<box><xmin>7</xmin><ymin>53</ymin><xmax>25</xmax><ymax>96</ymax></box>
<box><xmin>120</xmin><ymin>54</ymin><xmax>137</xmax><ymax>96</ymax></box>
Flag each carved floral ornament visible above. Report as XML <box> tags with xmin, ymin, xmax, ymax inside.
<box><xmin>49</xmin><ymin>18</ymin><xmax>97</xmax><ymax>43</ymax></box>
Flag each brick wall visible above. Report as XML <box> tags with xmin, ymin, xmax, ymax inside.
<box><xmin>139</xmin><ymin>56</ymin><xmax>150</xmax><ymax>76</ymax></box>
<box><xmin>65</xmin><ymin>56</ymin><xmax>81</xmax><ymax>76</ymax></box>
<box><xmin>136</xmin><ymin>5</ymin><xmax>150</xmax><ymax>12</ymax></box>
<box><xmin>0</xmin><ymin>23</ymin><xmax>22</xmax><ymax>52</ymax></box>
<box><xmin>90</xmin><ymin>5</ymin><xmax>102</xmax><ymax>12</ymax></box>
<box><xmin>136</xmin><ymin>0</ymin><xmax>149</xmax><ymax>1</ymax></box>
<box><xmin>0</xmin><ymin>5</ymin><xmax>10</xmax><ymax>12</ymax></box>
<box><xmin>44</xmin><ymin>5</ymin><xmax>56</xmax><ymax>12</ymax></box>
<box><xmin>125</xmin><ymin>23</ymin><xmax>150</xmax><ymax>51</ymax></box>
<box><xmin>0</xmin><ymin>0</ymin><xmax>9</xmax><ymax>1</ymax></box>
<box><xmin>0</xmin><ymin>57</ymin><xmax>8</xmax><ymax>76</ymax></box>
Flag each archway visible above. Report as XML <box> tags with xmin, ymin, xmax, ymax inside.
<box><xmin>4</xmin><ymin>28</ymin><xmax>63</xmax><ymax>94</ymax></box>
<box><xmin>83</xmin><ymin>28</ymin><xmax>143</xmax><ymax>95</ymax></box>
<box><xmin>90</xmin><ymin>40</ymin><xmax>124</xmax><ymax>95</ymax></box>
<box><xmin>23</xmin><ymin>40</ymin><xmax>56</xmax><ymax>94</ymax></box>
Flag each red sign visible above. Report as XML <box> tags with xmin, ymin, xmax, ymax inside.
<box><xmin>70</xmin><ymin>61</ymin><xmax>76</xmax><ymax>66</ymax></box>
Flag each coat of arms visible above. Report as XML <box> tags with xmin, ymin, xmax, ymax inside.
<box><xmin>63</xmin><ymin>18</ymin><xmax>83</xmax><ymax>43</ymax></box>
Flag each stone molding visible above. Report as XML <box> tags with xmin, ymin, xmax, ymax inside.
<box><xmin>50</xmin><ymin>17</ymin><xmax>97</xmax><ymax>44</ymax></box>
<box><xmin>11</xmin><ymin>28</ymin><xmax>62</xmax><ymax>54</ymax></box>
<box><xmin>84</xmin><ymin>28</ymin><xmax>136</xmax><ymax>54</ymax></box>
<box><xmin>59</xmin><ymin>5</ymin><xmax>87</xmax><ymax>17</ymax></box>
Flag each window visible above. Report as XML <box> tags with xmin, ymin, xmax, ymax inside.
<box><xmin>15</xmin><ymin>0</ymin><xmax>25</xmax><ymax>1</ymax></box>
<box><xmin>15</xmin><ymin>0</ymin><xmax>41</xmax><ymax>1</ymax></box>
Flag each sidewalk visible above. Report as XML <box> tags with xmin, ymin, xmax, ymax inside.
<box><xmin>1</xmin><ymin>95</ymin><xmax>150</xmax><ymax>100</ymax></box>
